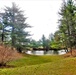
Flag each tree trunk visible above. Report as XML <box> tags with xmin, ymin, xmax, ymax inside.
<box><xmin>12</xmin><ymin>27</ymin><xmax>15</xmax><ymax>47</ymax></box>
<box><xmin>1</xmin><ymin>28</ymin><xmax>4</xmax><ymax>43</ymax></box>
<box><xmin>1</xmin><ymin>33</ymin><xmax>4</xmax><ymax>42</ymax></box>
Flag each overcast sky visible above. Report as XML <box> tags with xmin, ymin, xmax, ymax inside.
<box><xmin>0</xmin><ymin>0</ymin><xmax>62</xmax><ymax>41</ymax></box>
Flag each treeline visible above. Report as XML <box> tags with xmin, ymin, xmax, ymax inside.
<box><xmin>29</xmin><ymin>34</ymin><xmax>59</xmax><ymax>50</ymax></box>
<box><xmin>29</xmin><ymin>33</ymin><xmax>66</xmax><ymax>51</ymax></box>
<box><xmin>29</xmin><ymin>0</ymin><xmax>76</xmax><ymax>55</ymax></box>
<box><xmin>0</xmin><ymin>3</ymin><xmax>31</xmax><ymax>52</ymax></box>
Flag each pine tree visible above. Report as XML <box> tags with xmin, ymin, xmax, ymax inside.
<box><xmin>0</xmin><ymin>3</ymin><xmax>31</xmax><ymax>51</ymax></box>
<box><xmin>58</xmin><ymin>0</ymin><xmax>76</xmax><ymax>55</ymax></box>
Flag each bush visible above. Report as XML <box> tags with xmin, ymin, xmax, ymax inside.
<box><xmin>0</xmin><ymin>45</ymin><xmax>21</xmax><ymax>66</ymax></box>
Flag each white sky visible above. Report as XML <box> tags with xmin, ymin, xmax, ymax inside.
<box><xmin>0</xmin><ymin>0</ymin><xmax>62</xmax><ymax>41</ymax></box>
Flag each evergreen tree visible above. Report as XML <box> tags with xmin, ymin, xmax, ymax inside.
<box><xmin>58</xmin><ymin>0</ymin><xmax>76</xmax><ymax>55</ymax></box>
<box><xmin>0</xmin><ymin>3</ymin><xmax>31</xmax><ymax>51</ymax></box>
<box><xmin>41</xmin><ymin>34</ymin><xmax>46</xmax><ymax>49</ymax></box>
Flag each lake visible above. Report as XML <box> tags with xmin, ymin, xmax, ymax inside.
<box><xmin>26</xmin><ymin>49</ymin><xmax>67</xmax><ymax>55</ymax></box>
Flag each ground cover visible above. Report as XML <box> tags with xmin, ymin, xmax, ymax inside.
<box><xmin>0</xmin><ymin>53</ymin><xmax>76</xmax><ymax>75</ymax></box>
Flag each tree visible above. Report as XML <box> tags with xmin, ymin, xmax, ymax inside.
<box><xmin>58</xmin><ymin>0</ymin><xmax>76</xmax><ymax>55</ymax></box>
<box><xmin>29</xmin><ymin>39</ymin><xmax>42</xmax><ymax>49</ymax></box>
<box><xmin>0</xmin><ymin>3</ymin><xmax>31</xmax><ymax>51</ymax></box>
<box><xmin>41</xmin><ymin>34</ymin><xmax>46</xmax><ymax>49</ymax></box>
<box><xmin>50</xmin><ymin>31</ymin><xmax>62</xmax><ymax>49</ymax></box>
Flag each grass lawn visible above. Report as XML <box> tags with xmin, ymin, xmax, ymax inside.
<box><xmin>0</xmin><ymin>54</ymin><xmax>76</xmax><ymax>75</ymax></box>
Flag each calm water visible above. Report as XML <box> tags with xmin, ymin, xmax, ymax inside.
<box><xmin>26</xmin><ymin>50</ymin><xmax>66</xmax><ymax>55</ymax></box>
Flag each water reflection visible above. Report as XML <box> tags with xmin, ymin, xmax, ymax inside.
<box><xmin>26</xmin><ymin>50</ymin><xmax>66</xmax><ymax>55</ymax></box>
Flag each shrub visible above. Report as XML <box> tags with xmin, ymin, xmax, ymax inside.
<box><xmin>0</xmin><ymin>45</ymin><xmax>21</xmax><ymax>66</ymax></box>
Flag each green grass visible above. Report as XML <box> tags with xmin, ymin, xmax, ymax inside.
<box><xmin>0</xmin><ymin>54</ymin><xmax>76</xmax><ymax>75</ymax></box>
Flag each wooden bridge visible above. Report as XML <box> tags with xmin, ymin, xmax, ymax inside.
<box><xmin>32</xmin><ymin>48</ymin><xmax>63</xmax><ymax>51</ymax></box>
